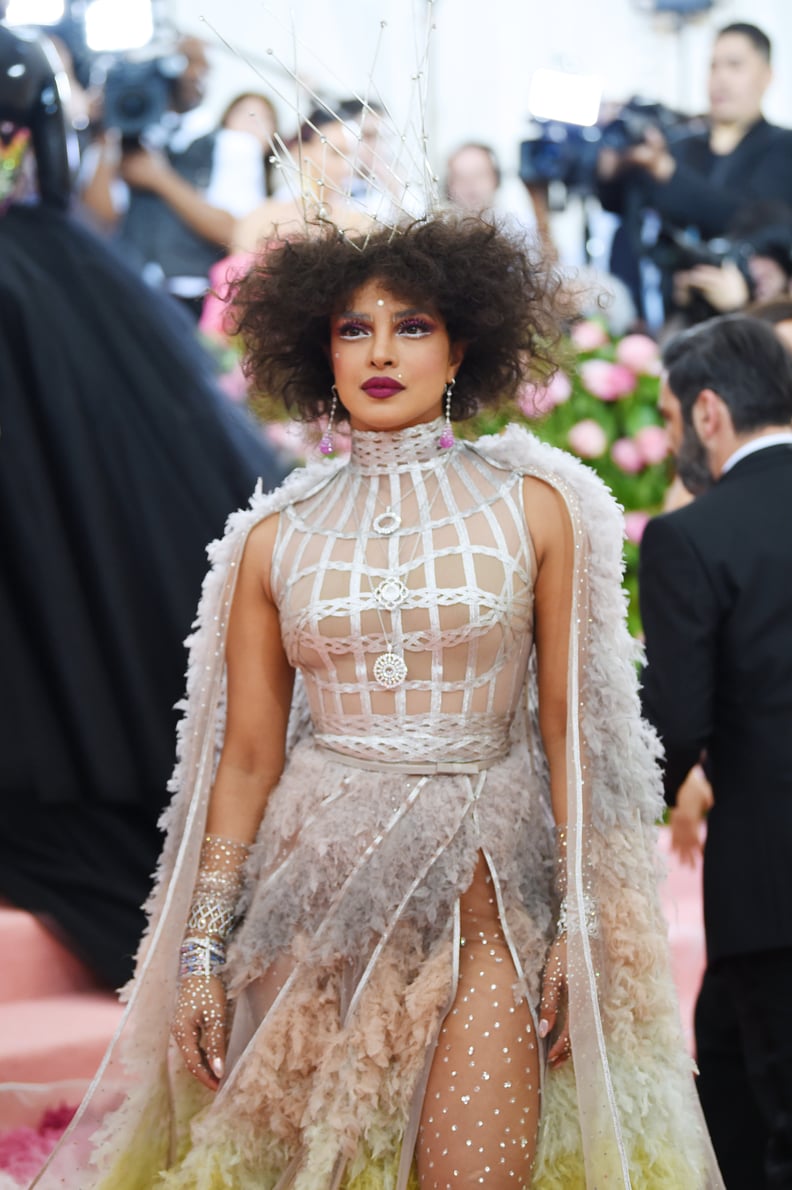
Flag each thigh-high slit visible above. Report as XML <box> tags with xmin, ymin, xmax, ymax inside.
<box><xmin>416</xmin><ymin>854</ymin><xmax>541</xmax><ymax>1187</ymax></box>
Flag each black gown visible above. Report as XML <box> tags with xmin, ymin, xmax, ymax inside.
<box><xmin>0</xmin><ymin>204</ymin><xmax>286</xmax><ymax>987</ymax></box>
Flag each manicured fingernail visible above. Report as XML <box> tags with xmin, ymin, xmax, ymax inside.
<box><xmin>211</xmin><ymin>1057</ymin><xmax>224</xmax><ymax>1078</ymax></box>
<box><xmin>538</xmin><ymin>1019</ymin><xmax>549</xmax><ymax>1038</ymax></box>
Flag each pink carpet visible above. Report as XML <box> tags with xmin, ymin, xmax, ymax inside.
<box><xmin>657</xmin><ymin>825</ymin><xmax>706</xmax><ymax>1052</ymax></box>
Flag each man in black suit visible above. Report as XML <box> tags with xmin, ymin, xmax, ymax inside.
<box><xmin>640</xmin><ymin>314</ymin><xmax>792</xmax><ymax>1188</ymax></box>
<box><xmin>598</xmin><ymin>23</ymin><xmax>792</xmax><ymax>322</ymax></box>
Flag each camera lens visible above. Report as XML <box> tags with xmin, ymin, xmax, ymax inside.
<box><xmin>118</xmin><ymin>91</ymin><xmax>148</xmax><ymax>121</ymax></box>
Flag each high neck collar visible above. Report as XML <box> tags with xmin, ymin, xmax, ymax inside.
<box><xmin>349</xmin><ymin>417</ymin><xmax>451</xmax><ymax>475</ymax></box>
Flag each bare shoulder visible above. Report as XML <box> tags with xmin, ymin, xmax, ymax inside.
<box><xmin>520</xmin><ymin>474</ymin><xmax>572</xmax><ymax>566</ymax></box>
<box><xmin>240</xmin><ymin>513</ymin><xmax>281</xmax><ymax>600</ymax></box>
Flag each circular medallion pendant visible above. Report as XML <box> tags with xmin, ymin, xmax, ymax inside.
<box><xmin>373</xmin><ymin>651</ymin><xmax>408</xmax><ymax>688</ymax></box>
<box><xmin>372</xmin><ymin>509</ymin><xmax>401</xmax><ymax>536</ymax></box>
<box><xmin>374</xmin><ymin>577</ymin><xmax>408</xmax><ymax>610</ymax></box>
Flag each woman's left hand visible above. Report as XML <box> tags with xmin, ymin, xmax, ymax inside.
<box><xmin>538</xmin><ymin>933</ymin><xmax>571</xmax><ymax>1068</ymax></box>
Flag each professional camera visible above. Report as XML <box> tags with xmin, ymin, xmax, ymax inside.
<box><xmin>519</xmin><ymin>122</ymin><xmax>601</xmax><ymax>192</ymax></box>
<box><xmin>599</xmin><ymin>97</ymin><xmax>689</xmax><ymax>152</ymax></box>
<box><xmin>650</xmin><ymin>227</ymin><xmax>748</xmax><ymax>275</ymax></box>
<box><xmin>102</xmin><ymin>52</ymin><xmax>186</xmax><ymax>140</ymax></box>
<box><xmin>653</xmin><ymin>217</ymin><xmax>792</xmax><ymax>282</ymax></box>
<box><xmin>518</xmin><ymin>97</ymin><xmax>695</xmax><ymax>194</ymax></box>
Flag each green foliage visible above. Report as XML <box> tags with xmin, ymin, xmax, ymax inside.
<box><xmin>465</xmin><ymin>323</ymin><xmax>672</xmax><ymax>636</ymax></box>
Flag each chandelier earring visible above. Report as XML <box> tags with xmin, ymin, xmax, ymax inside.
<box><xmin>320</xmin><ymin>385</ymin><xmax>339</xmax><ymax>456</ymax></box>
<box><xmin>438</xmin><ymin>379</ymin><xmax>456</xmax><ymax>450</ymax></box>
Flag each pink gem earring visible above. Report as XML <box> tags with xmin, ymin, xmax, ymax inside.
<box><xmin>320</xmin><ymin>385</ymin><xmax>338</xmax><ymax>455</ymax></box>
<box><xmin>439</xmin><ymin>379</ymin><xmax>455</xmax><ymax>450</ymax></box>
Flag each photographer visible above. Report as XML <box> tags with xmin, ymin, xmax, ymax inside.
<box><xmin>82</xmin><ymin>36</ymin><xmax>267</xmax><ymax>316</ymax></box>
<box><xmin>599</xmin><ymin>23</ymin><xmax>792</xmax><ymax>321</ymax></box>
<box><xmin>673</xmin><ymin>201</ymin><xmax>792</xmax><ymax>322</ymax></box>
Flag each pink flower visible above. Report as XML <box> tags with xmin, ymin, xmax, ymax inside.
<box><xmin>624</xmin><ymin>511</ymin><xmax>650</xmax><ymax>544</ymax></box>
<box><xmin>571</xmin><ymin>320</ymin><xmax>609</xmax><ymax>351</ymax></box>
<box><xmin>611</xmin><ymin>436</ymin><xmax>644</xmax><ymax>474</ymax></box>
<box><xmin>580</xmin><ymin>359</ymin><xmax>637</xmax><ymax>401</ymax></box>
<box><xmin>615</xmin><ymin>333</ymin><xmax>660</xmax><ymax>375</ymax></box>
<box><xmin>517</xmin><ymin>370</ymin><xmax>572</xmax><ymax>417</ymax></box>
<box><xmin>199</xmin><ymin>252</ymin><xmax>253</xmax><ymax>339</ymax></box>
<box><xmin>568</xmin><ymin>419</ymin><xmax>607</xmax><ymax>458</ymax></box>
<box><xmin>262</xmin><ymin>420</ymin><xmax>306</xmax><ymax>459</ymax></box>
<box><xmin>634</xmin><ymin>424</ymin><xmax>669</xmax><ymax>465</ymax></box>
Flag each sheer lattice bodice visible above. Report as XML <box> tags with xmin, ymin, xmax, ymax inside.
<box><xmin>272</xmin><ymin>418</ymin><xmax>536</xmax><ymax>767</ymax></box>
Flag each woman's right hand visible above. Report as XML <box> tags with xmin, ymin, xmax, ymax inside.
<box><xmin>172</xmin><ymin>974</ymin><xmax>228</xmax><ymax>1091</ymax></box>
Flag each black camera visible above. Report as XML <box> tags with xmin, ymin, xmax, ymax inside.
<box><xmin>519</xmin><ymin>122</ymin><xmax>602</xmax><ymax>192</ymax></box>
<box><xmin>599</xmin><ymin>98</ymin><xmax>687</xmax><ymax>152</ymax></box>
<box><xmin>519</xmin><ymin>97</ymin><xmax>694</xmax><ymax>195</ymax></box>
<box><xmin>103</xmin><ymin>53</ymin><xmax>186</xmax><ymax>139</ymax></box>
<box><xmin>651</xmin><ymin>227</ymin><xmax>742</xmax><ymax>275</ymax></box>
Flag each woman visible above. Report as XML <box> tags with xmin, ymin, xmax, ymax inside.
<box><xmin>220</xmin><ymin>91</ymin><xmax>279</xmax><ymax>198</ymax></box>
<box><xmin>27</xmin><ymin>216</ymin><xmax>722</xmax><ymax>1188</ymax></box>
<box><xmin>232</xmin><ymin>106</ymin><xmax>370</xmax><ymax>252</ymax></box>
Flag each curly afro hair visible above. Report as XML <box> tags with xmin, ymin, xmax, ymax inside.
<box><xmin>231</xmin><ymin>213</ymin><xmax>568</xmax><ymax>422</ymax></box>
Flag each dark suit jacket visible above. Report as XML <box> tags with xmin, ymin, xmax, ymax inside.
<box><xmin>640</xmin><ymin>444</ymin><xmax>792</xmax><ymax>963</ymax></box>
<box><xmin>600</xmin><ymin>118</ymin><xmax>792</xmax><ymax>242</ymax></box>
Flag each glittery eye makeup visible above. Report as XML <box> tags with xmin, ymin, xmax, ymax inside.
<box><xmin>333</xmin><ymin>313</ymin><xmax>437</xmax><ymax>341</ymax></box>
<box><xmin>335</xmin><ymin>319</ymin><xmax>371</xmax><ymax>339</ymax></box>
<box><xmin>397</xmin><ymin>316</ymin><xmax>436</xmax><ymax>337</ymax></box>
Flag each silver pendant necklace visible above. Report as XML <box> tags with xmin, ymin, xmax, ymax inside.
<box><xmin>359</xmin><ymin>463</ymin><xmax>449</xmax><ymax>689</ymax></box>
<box><xmin>373</xmin><ymin>575</ymin><xmax>409</xmax><ymax>610</ymax></box>
<box><xmin>372</xmin><ymin>508</ymin><xmax>402</xmax><ymax>536</ymax></box>
<box><xmin>372</xmin><ymin>649</ymin><xmax>408</xmax><ymax>689</ymax></box>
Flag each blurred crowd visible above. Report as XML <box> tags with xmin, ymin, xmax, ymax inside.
<box><xmin>26</xmin><ymin>17</ymin><xmax>786</xmax><ymax>346</ymax></box>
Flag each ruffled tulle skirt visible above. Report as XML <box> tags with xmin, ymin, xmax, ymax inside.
<box><xmin>79</xmin><ymin>737</ymin><xmax>714</xmax><ymax>1188</ymax></box>
<box><xmin>92</xmin><ymin>737</ymin><xmax>554</xmax><ymax>1188</ymax></box>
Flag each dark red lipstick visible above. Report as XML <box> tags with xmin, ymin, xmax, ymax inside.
<box><xmin>361</xmin><ymin>377</ymin><xmax>406</xmax><ymax>399</ymax></box>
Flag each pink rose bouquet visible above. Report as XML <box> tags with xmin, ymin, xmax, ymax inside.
<box><xmin>471</xmin><ymin>319</ymin><xmax>670</xmax><ymax>634</ymax></box>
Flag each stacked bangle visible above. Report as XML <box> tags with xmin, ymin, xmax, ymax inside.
<box><xmin>178</xmin><ymin>834</ymin><xmax>251</xmax><ymax>983</ymax></box>
<box><xmin>179</xmin><ymin>936</ymin><xmax>227</xmax><ymax>978</ymax></box>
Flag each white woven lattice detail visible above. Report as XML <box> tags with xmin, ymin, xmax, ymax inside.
<box><xmin>271</xmin><ymin>420</ymin><xmax>536</xmax><ymax>765</ymax></box>
<box><xmin>316</xmin><ymin>713</ymin><xmax>511</xmax><ymax>766</ymax></box>
<box><xmin>343</xmin><ymin>420</ymin><xmax>454</xmax><ymax>473</ymax></box>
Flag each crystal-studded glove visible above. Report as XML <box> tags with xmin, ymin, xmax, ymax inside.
<box><xmin>171</xmin><ymin>834</ymin><xmax>249</xmax><ymax>1090</ymax></box>
<box><xmin>553</xmin><ymin>823</ymin><xmax>598</xmax><ymax>939</ymax></box>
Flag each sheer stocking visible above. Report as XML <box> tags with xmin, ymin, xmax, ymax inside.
<box><xmin>417</xmin><ymin>857</ymin><xmax>540</xmax><ymax>1187</ymax></box>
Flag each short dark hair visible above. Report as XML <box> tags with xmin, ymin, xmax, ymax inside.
<box><xmin>337</xmin><ymin>98</ymin><xmax>385</xmax><ymax>121</ymax></box>
<box><xmin>232</xmin><ymin>214</ymin><xmax>566</xmax><ymax>422</ymax></box>
<box><xmin>296</xmin><ymin>105</ymin><xmax>340</xmax><ymax>145</ymax></box>
<box><xmin>717</xmin><ymin>23</ymin><xmax>772</xmax><ymax>62</ymax></box>
<box><xmin>662</xmin><ymin>314</ymin><xmax>792</xmax><ymax>432</ymax></box>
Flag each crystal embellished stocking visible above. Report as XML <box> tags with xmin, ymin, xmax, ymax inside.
<box><xmin>417</xmin><ymin>857</ymin><xmax>540</xmax><ymax>1187</ymax></box>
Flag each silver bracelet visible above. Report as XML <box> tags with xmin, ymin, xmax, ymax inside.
<box><xmin>179</xmin><ymin>936</ymin><xmax>227</xmax><ymax>979</ymax></box>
